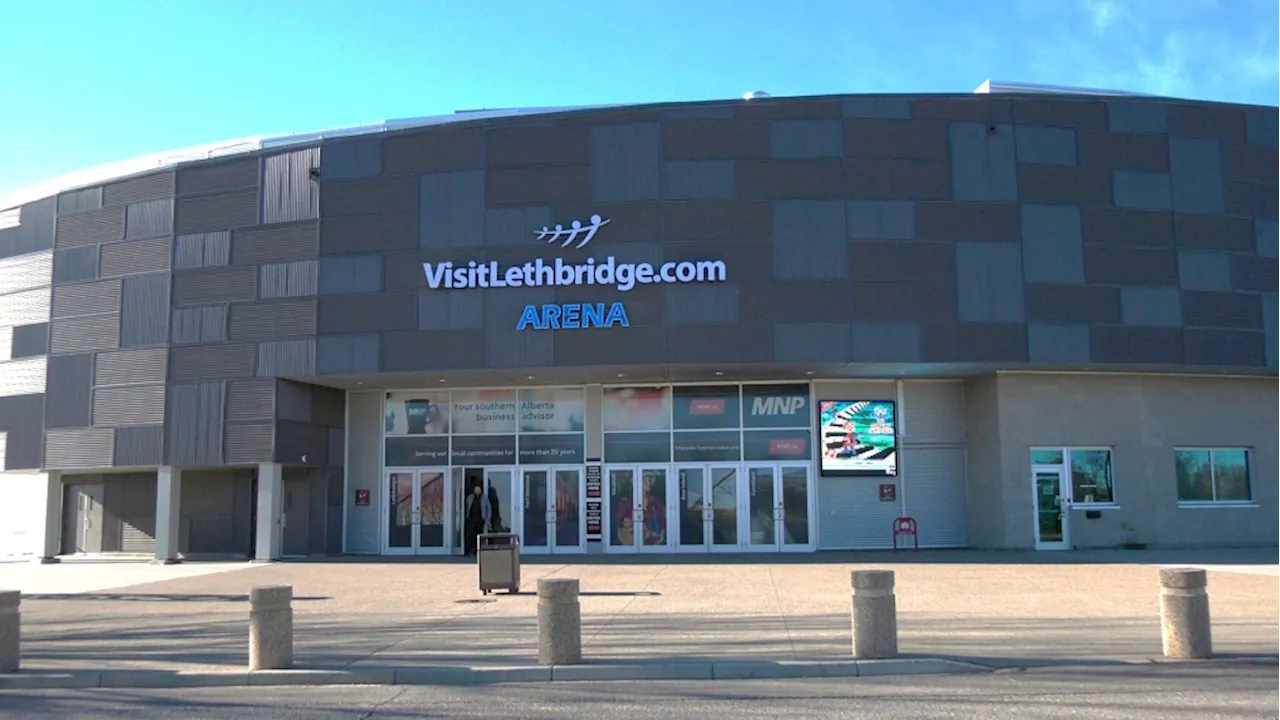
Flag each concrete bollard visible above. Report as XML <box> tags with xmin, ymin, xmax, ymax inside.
<box><xmin>249</xmin><ymin>585</ymin><xmax>294</xmax><ymax>671</ymax></box>
<box><xmin>0</xmin><ymin>591</ymin><xmax>18</xmax><ymax>673</ymax></box>
<box><xmin>1159</xmin><ymin>568</ymin><xmax>1213</xmax><ymax>659</ymax></box>
<box><xmin>851</xmin><ymin>570</ymin><xmax>898</xmax><ymax>659</ymax></box>
<box><xmin>537</xmin><ymin>577</ymin><xmax>582</xmax><ymax>666</ymax></box>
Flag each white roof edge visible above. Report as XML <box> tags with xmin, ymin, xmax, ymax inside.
<box><xmin>0</xmin><ymin>102</ymin><xmax>624</xmax><ymax>213</ymax></box>
<box><xmin>974</xmin><ymin>79</ymin><xmax>1157</xmax><ymax>97</ymax></box>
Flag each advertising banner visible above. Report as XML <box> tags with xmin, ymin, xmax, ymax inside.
<box><xmin>450</xmin><ymin>434</ymin><xmax>517</xmax><ymax>465</ymax></box>
<box><xmin>517</xmin><ymin>433</ymin><xmax>585</xmax><ymax>465</ymax></box>
<box><xmin>602</xmin><ymin>431</ymin><xmax>672</xmax><ymax>463</ymax></box>
<box><xmin>818</xmin><ymin>400</ymin><xmax>898</xmax><ymax>477</ymax></box>
<box><xmin>519</xmin><ymin>388</ymin><xmax>586</xmax><ymax>433</ymax></box>
<box><xmin>672</xmin><ymin>386</ymin><xmax>741</xmax><ymax>430</ymax></box>
<box><xmin>603</xmin><ymin>387</ymin><xmax>671</xmax><ymax>431</ymax></box>
<box><xmin>450</xmin><ymin>390</ymin><xmax>518</xmax><ymax>434</ymax></box>
<box><xmin>742</xmin><ymin>384</ymin><xmax>810</xmax><ymax>428</ymax></box>
<box><xmin>672</xmin><ymin>430</ymin><xmax>742</xmax><ymax>462</ymax></box>
<box><xmin>742</xmin><ymin>430</ymin><xmax>811</xmax><ymax>462</ymax></box>
<box><xmin>385</xmin><ymin>392</ymin><xmax>450</xmax><ymax>436</ymax></box>
<box><xmin>385</xmin><ymin>436</ymin><xmax>449</xmax><ymax>466</ymax></box>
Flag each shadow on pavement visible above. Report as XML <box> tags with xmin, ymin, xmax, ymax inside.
<box><xmin>21</xmin><ymin>593</ymin><xmax>332</xmax><ymax>603</ymax></box>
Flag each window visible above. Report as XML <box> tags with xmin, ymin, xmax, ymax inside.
<box><xmin>1175</xmin><ymin>448</ymin><xmax>1252</xmax><ymax>504</ymax></box>
<box><xmin>1030</xmin><ymin>447</ymin><xmax>1115</xmax><ymax>506</ymax></box>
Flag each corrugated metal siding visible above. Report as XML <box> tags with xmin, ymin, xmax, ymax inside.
<box><xmin>0</xmin><ymin>251</ymin><xmax>53</xmax><ymax>295</ymax></box>
<box><xmin>52</xmin><ymin>279</ymin><xmax>120</xmax><ymax>319</ymax></box>
<box><xmin>228</xmin><ymin>299</ymin><xmax>316</xmax><ymax>340</ymax></box>
<box><xmin>45</xmin><ymin>353</ymin><xmax>91</xmax><ymax>426</ymax></box>
<box><xmin>316</xmin><ymin>334</ymin><xmax>380</xmax><ymax>374</ymax></box>
<box><xmin>274</xmin><ymin>380</ymin><xmax>312</xmax><ymax>422</ymax></box>
<box><xmin>224</xmin><ymin>422</ymin><xmax>273</xmax><ymax>464</ymax></box>
<box><xmin>53</xmin><ymin>246</ymin><xmax>98</xmax><ymax>284</ymax></box>
<box><xmin>165</xmin><ymin>381</ymin><xmax>225</xmax><ymax>466</ymax></box>
<box><xmin>100</xmin><ymin>236</ymin><xmax>171</xmax><ymax>276</ymax></box>
<box><xmin>0</xmin><ymin>209</ymin><xmax>18</xmax><ymax>230</ymax></box>
<box><xmin>103</xmin><ymin>173</ymin><xmax>173</xmax><ymax>206</ymax></box>
<box><xmin>259</xmin><ymin>260</ymin><xmax>317</xmax><ymax>299</ymax></box>
<box><xmin>663</xmin><ymin>283</ymin><xmax>740</xmax><ymax>324</ymax></box>
<box><xmin>173</xmin><ymin>232</ymin><xmax>231</xmax><ymax>269</ymax></box>
<box><xmin>177</xmin><ymin>158</ymin><xmax>259</xmax><ymax>195</ymax></box>
<box><xmin>0</xmin><ymin>431</ymin><xmax>6</xmax><ymax>469</ymax></box>
<box><xmin>119</xmin><ymin>273</ymin><xmax>170</xmax><ymax>348</ymax></box>
<box><xmin>93</xmin><ymin>385</ymin><xmax>166</xmax><ymax>426</ymax></box>
<box><xmin>55</xmin><ymin>207</ymin><xmax>125</xmax><ymax>248</ymax></box>
<box><xmin>275</xmin><ymin>420</ymin><xmax>329</xmax><ymax>465</ymax></box>
<box><xmin>232</xmin><ymin>223</ymin><xmax>318</xmax><ymax>265</ymax></box>
<box><xmin>94</xmin><ymin>347</ymin><xmax>168</xmax><ymax>386</ymax></box>
<box><xmin>0</xmin><ymin>357</ymin><xmax>47</xmax><ymax>398</ymax></box>
<box><xmin>0</xmin><ymin>287</ymin><xmax>51</xmax><ymax>327</ymax></box>
<box><xmin>45</xmin><ymin>428</ymin><xmax>114</xmax><ymax>469</ymax></box>
<box><xmin>0</xmin><ymin>327</ymin><xmax>10</xmax><ymax>362</ymax></box>
<box><xmin>256</xmin><ymin>339</ymin><xmax>316</xmax><ymax>377</ymax></box>
<box><xmin>113</xmin><ymin>425</ymin><xmax>163</xmax><ymax>466</ymax></box>
<box><xmin>902</xmin><ymin>447</ymin><xmax>969</xmax><ymax>547</ymax></box>
<box><xmin>57</xmin><ymin>187</ymin><xmax>103</xmax><ymax>214</ymax></box>
<box><xmin>590</xmin><ymin>123</ymin><xmax>661</xmax><ymax>202</ymax></box>
<box><xmin>818</xmin><ymin>475</ymin><xmax>902</xmax><ymax>549</ymax></box>
<box><xmin>172</xmin><ymin>265</ymin><xmax>256</xmax><ymax>304</ymax></box>
<box><xmin>902</xmin><ymin>381</ymin><xmax>966</xmax><ymax>445</ymax></box>
<box><xmin>50</xmin><ymin>315</ymin><xmax>119</xmax><ymax>354</ymax></box>
<box><xmin>174</xmin><ymin>191</ymin><xmax>258</xmax><ymax>234</ymax></box>
<box><xmin>170</xmin><ymin>304</ymin><xmax>228</xmax><ymax>345</ymax></box>
<box><xmin>123</xmin><ymin>199</ymin><xmax>173</xmax><ymax>240</ymax></box>
<box><xmin>226</xmin><ymin>379</ymin><xmax>275</xmax><ymax>420</ymax></box>
<box><xmin>168</xmin><ymin>343</ymin><xmax>255</xmax><ymax>381</ymax></box>
<box><xmin>262</xmin><ymin>149</ymin><xmax>319</xmax><ymax>224</ymax></box>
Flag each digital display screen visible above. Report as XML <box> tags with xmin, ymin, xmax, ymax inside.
<box><xmin>818</xmin><ymin>400</ymin><xmax>898</xmax><ymax>477</ymax></box>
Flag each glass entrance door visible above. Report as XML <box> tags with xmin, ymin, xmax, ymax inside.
<box><xmin>744</xmin><ymin>464</ymin><xmax>813</xmax><ymax>552</ymax></box>
<box><xmin>1033</xmin><ymin>465</ymin><xmax>1071</xmax><ymax>550</ymax></box>
<box><xmin>606</xmin><ymin>466</ymin><xmax>672</xmax><ymax>552</ymax></box>
<box><xmin>676</xmin><ymin>465</ymin><xmax>740</xmax><ymax>552</ymax></box>
<box><xmin>451</xmin><ymin>468</ymin><xmax>515</xmax><ymax>555</ymax></box>
<box><xmin>385</xmin><ymin>468</ymin><xmax>450</xmax><ymax>555</ymax></box>
<box><xmin>522</xmin><ymin>467</ymin><xmax>585</xmax><ymax>554</ymax></box>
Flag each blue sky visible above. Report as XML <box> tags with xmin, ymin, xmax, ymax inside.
<box><xmin>0</xmin><ymin>0</ymin><xmax>1275</xmax><ymax>198</ymax></box>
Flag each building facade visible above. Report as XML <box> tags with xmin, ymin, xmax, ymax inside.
<box><xmin>0</xmin><ymin>87</ymin><xmax>1276</xmax><ymax>561</ymax></box>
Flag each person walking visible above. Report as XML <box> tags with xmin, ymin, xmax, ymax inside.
<box><xmin>464</xmin><ymin>483</ymin><xmax>490</xmax><ymax>555</ymax></box>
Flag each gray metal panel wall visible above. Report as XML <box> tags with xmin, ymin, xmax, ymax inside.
<box><xmin>226</xmin><ymin>379</ymin><xmax>275</xmax><ymax>420</ymax></box>
<box><xmin>771</xmin><ymin>200</ymin><xmax>847</xmax><ymax>280</ymax></box>
<box><xmin>95</xmin><ymin>348</ymin><xmax>167</xmax><ymax>386</ymax></box>
<box><xmin>956</xmin><ymin>243</ymin><xmax>1025</xmax><ymax>322</ymax></box>
<box><xmin>177</xmin><ymin>158</ymin><xmax>259</xmax><ymax>195</ymax></box>
<box><xmin>168</xmin><ymin>343</ymin><xmax>255</xmax><ymax>381</ymax></box>
<box><xmin>52</xmin><ymin>279</ymin><xmax>121</xmax><ymax>318</ymax></box>
<box><xmin>232</xmin><ymin>223</ymin><xmax>319</xmax><ymax>265</ymax></box>
<box><xmin>165</xmin><ymin>381</ymin><xmax>225</xmax><ymax>466</ymax></box>
<box><xmin>50</xmin><ymin>315</ymin><xmax>119</xmax><ymax>354</ymax></box>
<box><xmin>225</xmin><ymin>422</ymin><xmax>273</xmax><ymax>464</ymax></box>
<box><xmin>55</xmin><ymin>207</ymin><xmax>124</xmax><ymax>248</ymax></box>
<box><xmin>171</xmin><ymin>305</ymin><xmax>228</xmax><ymax>344</ymax></box>
<box><xmin>950</xmin><ymin>123</ymin><xmax>1018</xmax><ymax>201</ymax></box>
<box><xmin>58</xmin><ymin>188</ymin><xmax>103</xmax><ymax>214</ymax></box>
<box><xmin>419</xmin><ymin>170</ymin><xmax>484</xmax><ymax>248</ymax></box>
<box><xmin>316</xmin><ymin>334</ymin><xmax>380</xmax><ymax>374</ymax></box>
<box><xmin>0</xmin><ymin>251</ymin><xmax>53</xmax><ymax>295</ymax></box>
<box><xmin>53</xmin><ymin>246</ymin><xmax>98</xmax><ymax>284</ymax></box>
<box><xmin>320</xmin><ymin>139</ymin><xmax>381</xmax><ymax>179</ymax></box>
<box><xmin>120</xmin><ymin>273</ymin><xmax>170</xmax><ymax>347</ymax></box>
<box><xmin>174</xmin><ymin>191</ymin><xmax>258</xmax><ymax>234</ymax></box>
<box><xmin>45</xmin><ymin>428</ymin><xmax>114</xmax><ymax>469</ymax></box>
<box><xmin>256</xmin><ymin>339</ymin><xmax>316</xmax><ymax>377</ymax></box>
<box><xmin>103</xmin><ymin>173</ymin><xmax>173</xmax><ymax>206</ymax></box>
<box><xmin>172</xmin><ymin>266</ymin><xmax>256</xmax><ymax>304</ymax></box>
<box><xmin>228</xmin><ymin>299</ymin><xmax>317</xmax><ymax>340</ymax></box>
<box><xmin>124</xmin><ymin>199</ymin><xmax>174</xmax><ymax>240</ymax></box>
<box><xmin>318</xmin><ymin>255</ymin><xmax>381</xmax><ymax>294</ymax></box>
<box><xmin>591</xmin><ymin>123</ymin><xmax>661</xmax><ymax>201</ymax></box>
<box><xmin>0</xmin><ymin>393</ymin><xmax>43</xmax><ymax>470</ymax></box>
<box><xmin>263</xmin><ymin>148</ymin><xmax>320</xmax><ymax>224</ymax></box>
<box><xmin>93</xmin><ymin>385</ymin><xmax>165</xmax><ymax>426</ymax></box>
<box><xmin>113</xmin><ymin>425</ymin><xmax>164</xmax><ymax>466</ymax></box>
<box><xmin>45</xmin><ymin>353</ymin><xmax>92</xmax><ymax>428</ymax></box>
<box><xmin>259</xmin><ymin>260</ymin><xmax>318</xmax><ymax>299</ymax></box>
<box><xmin>173</xmin><ymin>232</ymin><xmax>231</xmax><ymax>269</ymax></box>
<box><xmin>99</xmin><ymin>236</ymin><xmax>171</xmax><ymax>276</ymax></box>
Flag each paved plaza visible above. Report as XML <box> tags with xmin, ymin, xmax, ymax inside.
<box><xmin>2</xmin><ymin>549</ymin><xmax>1276</xmax><ymax>675</ymax></box>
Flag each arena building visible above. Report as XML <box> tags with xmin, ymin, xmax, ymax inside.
<box><xmin>0</xmin><ymin>80</ymin><xmax>1275</xmax><ymax>562</ymax></box>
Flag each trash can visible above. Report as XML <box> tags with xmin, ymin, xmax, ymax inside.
<box><xmin>477</xmin><ymin>533</ymin><xmax>521</xmax><ymax>595</ymax></box>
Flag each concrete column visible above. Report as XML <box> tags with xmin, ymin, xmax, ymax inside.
<box><xmin>851</xmin><ymin>570</ymin><xmax>898</xmax><ymax>659</ymax></box>
<box><xmin>0</xmin><ymin>590</ymin><xmax>18</xmax><ymax>672</ymax></box>
<box><xmin>537</xmin><ymin>577</ymin><xmax>582</xmax><ymax>665</ymax></box>
<box><xmin>255</xmin><ymin>463</ymin><xmax>283</xmax><ymax>562</ymax></box>
<box><xmin>153</xmin><ymin>466</ymin><xmax>182</xmax><ymax>565</ymax></box>
<box><xmin>1160</xmin><ymin>568</ymin><xmax>1213</xmax><ymax>659</ymax></box>
<box><xmin>37</xmin><ymin>472</ymin><xmax>62</xmax><ymax>563</ymax></box>
<box><xmin>248</xmin><ymin>585</ymin><xmax>293</xmax><ymax>670</ymax></box>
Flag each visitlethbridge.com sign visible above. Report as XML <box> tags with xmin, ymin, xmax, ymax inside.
<box><xmin>421</xmin><ymin>214</ymin><xmax>727</xmax><ymax>330</ymax></box>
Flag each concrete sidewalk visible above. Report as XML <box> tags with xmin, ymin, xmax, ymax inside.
<box><xmin>6</xmin><ymin>549</ymin><xmax>1275</xmax><ymax>684</ymax></box>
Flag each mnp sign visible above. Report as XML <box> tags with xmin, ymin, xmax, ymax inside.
<box><xmin>743</xmin><ymin>384</ymin><xmax>810</xmax><ymax>428</ymax></box>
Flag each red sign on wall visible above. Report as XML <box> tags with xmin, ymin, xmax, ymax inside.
<box><xmin>354</xmin><ymin>489</ymin><xmax>371</xmax><ymax>507</ymax></box>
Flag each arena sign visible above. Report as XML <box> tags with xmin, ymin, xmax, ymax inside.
<box><xmin>419</xmin><ymin>214</ymin><xmax>728</xmax><ymax>330</ymax></box>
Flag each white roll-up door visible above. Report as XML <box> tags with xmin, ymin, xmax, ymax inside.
<box><xmin>900</xmin><ymin>381</ymin><xmax>969</xmax><ymax>548</ymax></box>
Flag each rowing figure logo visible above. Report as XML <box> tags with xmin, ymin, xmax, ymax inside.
<box><xmin>536</xmin><ymin>214</ymin><xmax>611</xmax><ymax>249</ymax></box>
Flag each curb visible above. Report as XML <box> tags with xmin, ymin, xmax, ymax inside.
<box><xmin>0</xmin><ymin>658</ymin><xmax>989</xmax><ymax>690</ymax></box>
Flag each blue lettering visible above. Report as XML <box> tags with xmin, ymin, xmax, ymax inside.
<box><xmin>605</xmin><ymin>302</ymin><xmax>630</xmax><ymax>327</ymax></box>
<box><xmin>582</xmin><ymin>303</ymin><xmax>604</xmax><ymax>327</ymax></box>
<box><xmin>561</xmin><ymin>303</ymin><xmax>581</xmax><ymax>329</ymax></box>
<box><xmin>542</xmin><ymin>304</ymin><xmax>562</xmax><ymax>329</ymax></box>
<box><xmin>516</xmin><ymin>305</ymin><xmax>541</xmax><ymax>330</ymax></box>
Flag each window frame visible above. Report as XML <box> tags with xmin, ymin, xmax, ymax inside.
<box><xmin>1028</xmin><ymin>446</ymin><xmax>1118</xmax><ymax>508</ymax></box>
<box><xmin>1174</xmin><ymin>447</ymin><xmax>1256</xmax><ymax>508</ymax></box>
